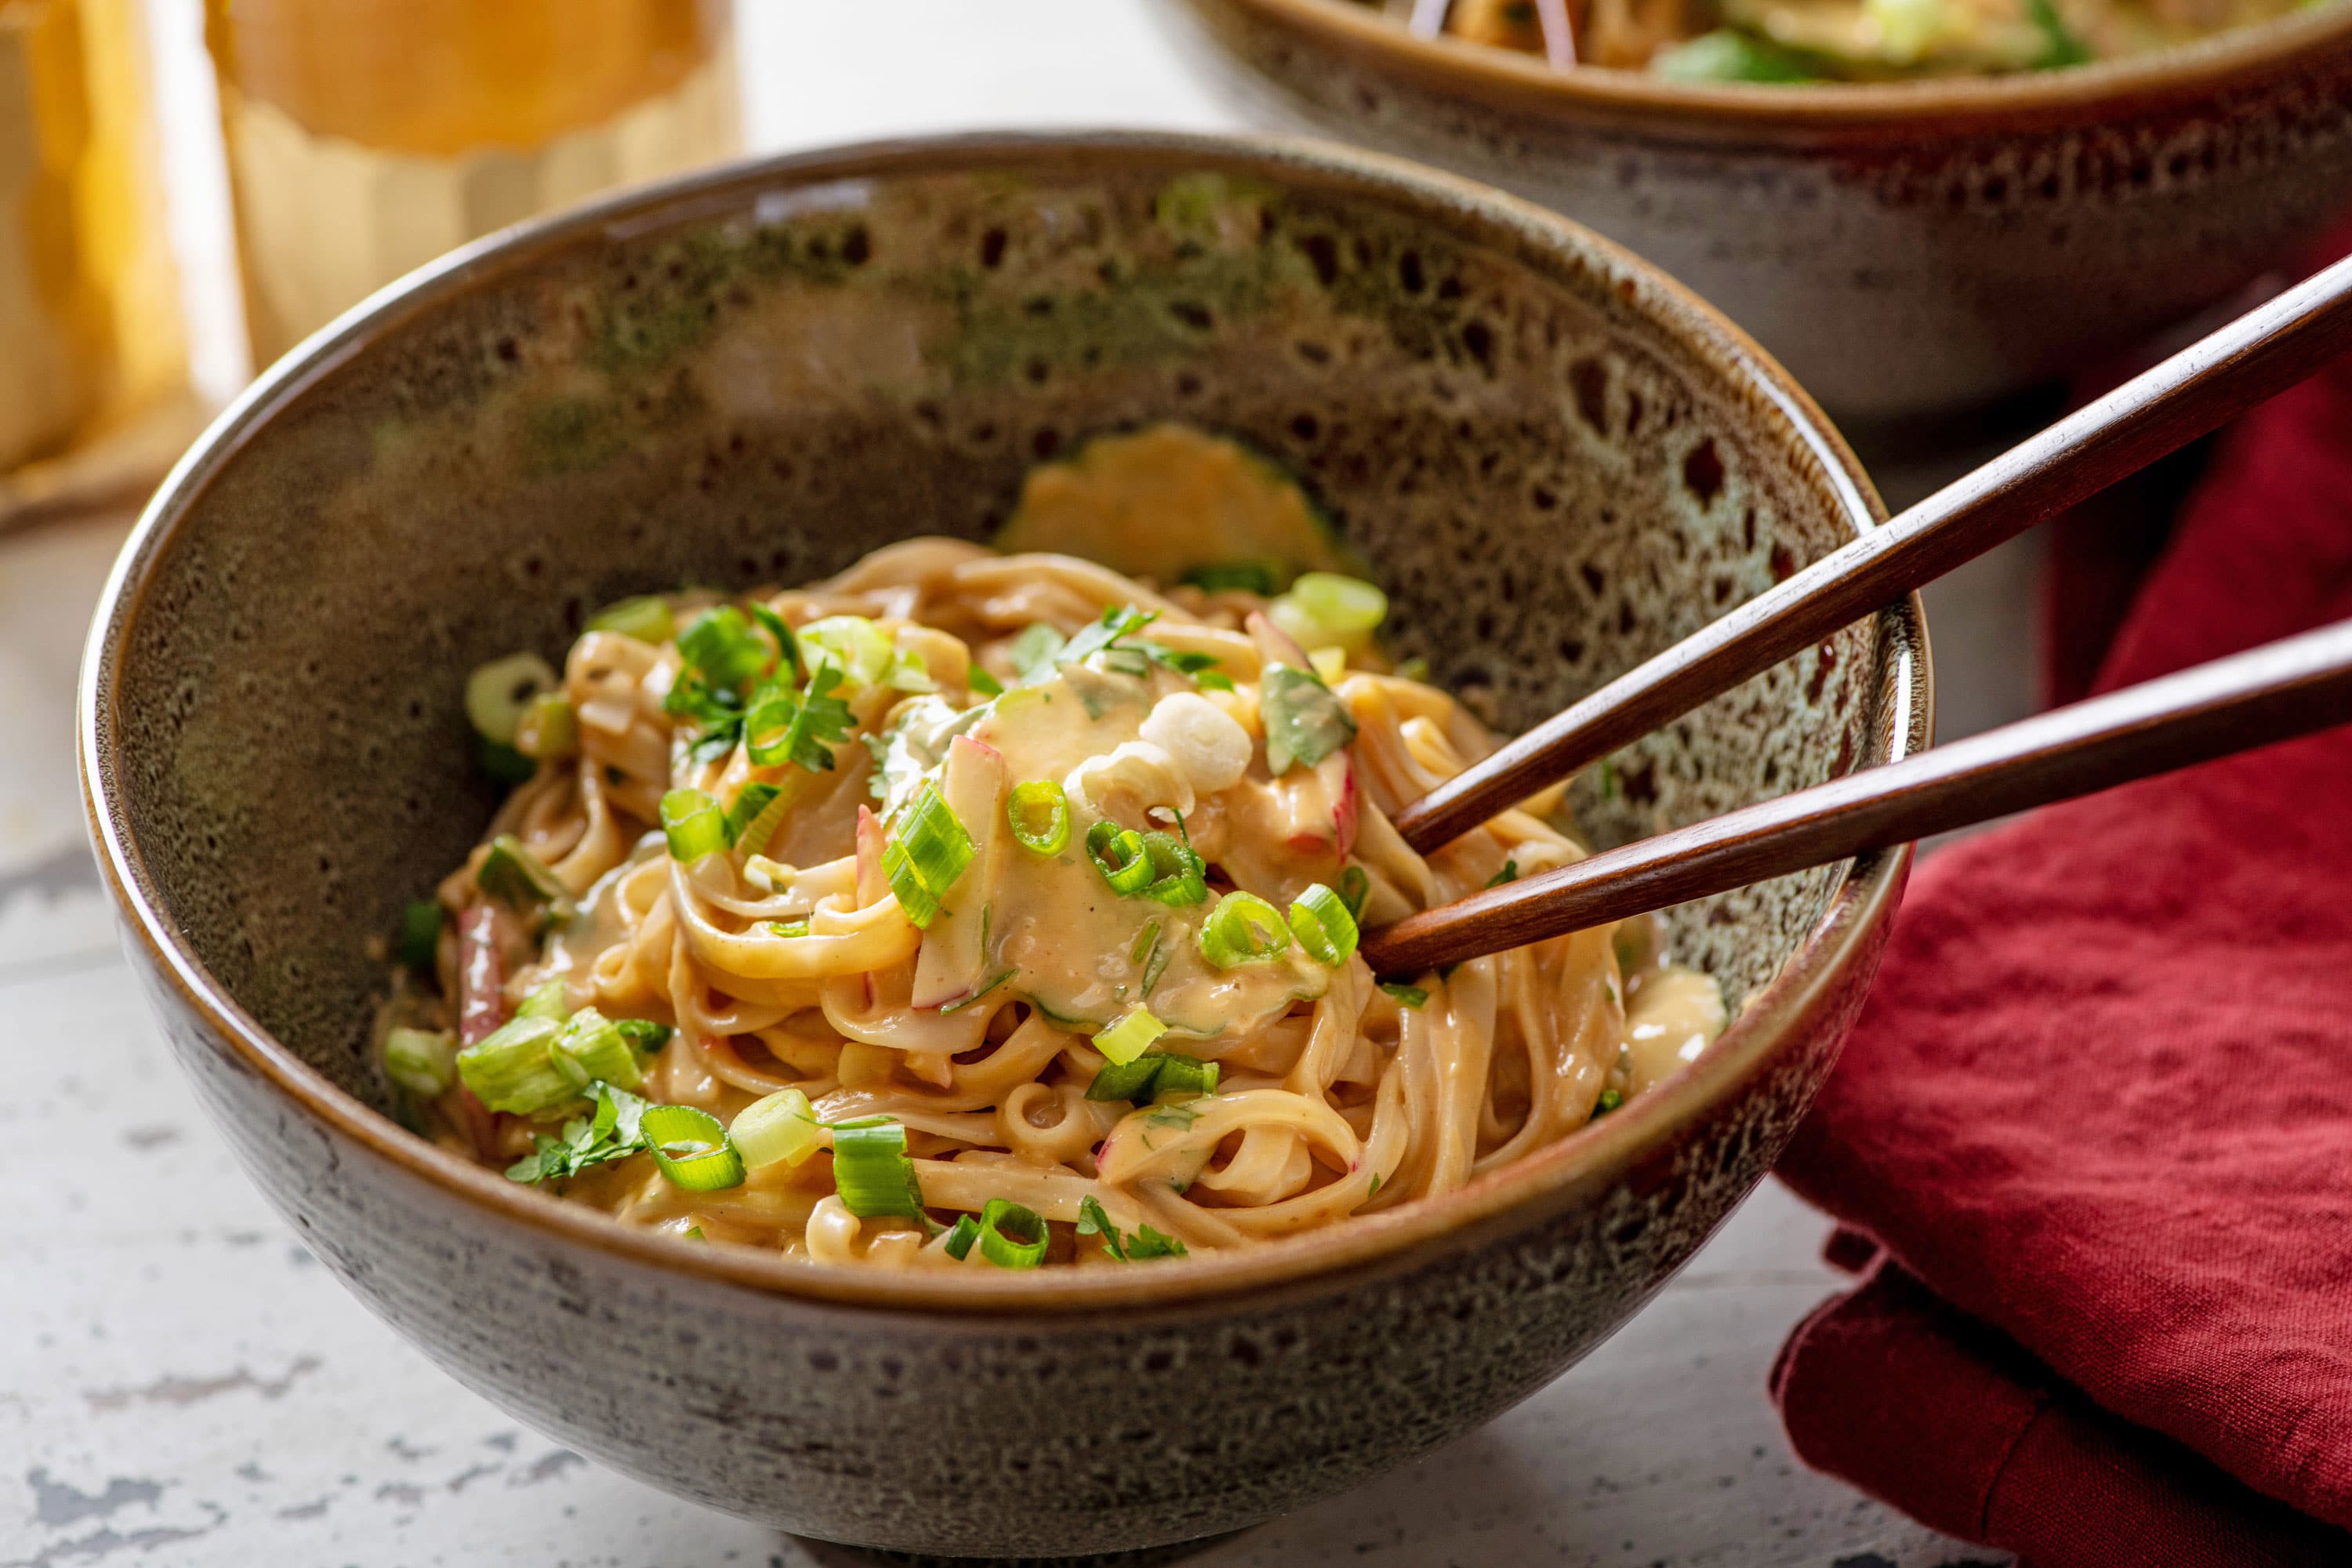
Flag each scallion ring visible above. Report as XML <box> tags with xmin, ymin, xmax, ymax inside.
<box><xmin>641</xmin><ymin>1104</ymin><xmax>746</xmax><ymax>1192</ymax></box>
<box><xmin>455</xmin><ymin>1015</ymin><xmax>574</xmax><ymax>1114</ymax></box>
<box><xmin>551</xmin><ymin>1007</ymin><xmax>641</xmax><ymax>1091</ymax></box>
<box><xmin>881</xmin><ymin>782</ymin><xmax>976</xmax><ymax>928</ymax></box>
<box><xmin>942</xmin><ymin>1213</ymin><xmax>982</xmax><ymax>1261</ymax></box>
<box><xmin>660</xmin><ymin>788</ymin><xmax>731</xmax><ymax>862</ymax></box>
<box><xmin>730</xmin><ymin>1087</ymin><xmax>820</xmax><ymax>1170</ymax></box>
<box><xmin>1138</xmin><ymin>832</ymin><xmax>1208</xmax><ymax>906</ymax></box>
<box><xmin>1197</xmin><ymin>891</ymin><xmax>1292</xmax><ymax>969</ymax></box>
<box><xmin>585</xmin><ymin>595</ymin><xmax>676</xmax><ymax>644</ymax></box>
<box><xmin>829</xmin><ymin>1118</ymin><xmax>927</xmax><ymax>1219</ymax></box>
<box><xmin>1085</xmin><ymin>820</ymin><xmax>1152</xmax><ymax>895</ymax></box>
<box><xmin>1007</xmin><ymin>780</ymin><xmax>1072</xmax><ymax>856</ymax></box>
<box><xmin>1091</xmin><ymin>1006</ymin><xmax>1167</xmax><ymax>1066</ymax></box>
<box><xmin>1287</xmin><ymin>882</ymin><xmax>1359</xmax><ymax>968</ymax></box>
<box><xmin>1150</xmin><ymin>1054</ymin><xmax>1219</xmax><ymax>1102</ymax></box>
<box><xmin>464</xmin><ymin>652</ymin><xmax>559</xmax><ymax>746</ymax></box>
<box><xmin>397</xmin><ymin>900</ymin><xmax>444</xmax><ymax>969</ymax></box>
<box><xmin>382</xmin><ymin>1027</ymin><xmax>456</xmax><ymax>1098</ymax></box>
<box><xmin>1337</xmin><ymin>865</ymin><xmax>1370</xmax><ymax>920</ymax></box>
<box><xmin>976</xmin><ymin>1198</ymin><xmax>1049</xmax><ymax>1269</ymax></box>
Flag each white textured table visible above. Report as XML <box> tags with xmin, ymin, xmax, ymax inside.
<box><xmin>4</xmin><ymin>4</ymin><xmax>2028</xmax><ymax>1563</ymax></box>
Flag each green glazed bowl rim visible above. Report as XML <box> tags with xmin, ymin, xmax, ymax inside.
<box><xmin>79</xmin><ymin>129</ymin><xmax>1925</xmax><ymax>1317</ymax></box>
<box><xmin>1191</xmin><ymin>0</ymin><xmax>2352</xmax><ymax>137</ymax></box>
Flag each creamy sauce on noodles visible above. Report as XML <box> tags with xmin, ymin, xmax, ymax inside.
<box><xmin>385</xmin><ymin>437</ymin><xmax>1730</xmax><ymax>1270</ymax></box>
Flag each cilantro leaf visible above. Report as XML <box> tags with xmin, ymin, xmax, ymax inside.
<box><xmin>1053</xmin><ymin>604</ymin><xmax>1159</xmax><ymax>672</ymax></box>
<box><xmin>1261</xmin><ymin>665</ymin><xmax>1357</xmax><ymax>775</ymax></box>
<box><xmin>1076</xmin><ymin>1194</ymin><xmax>1189</xmax><ymax>1262</ymax></box>
<box><xmin>1007</xmin><ymin>622</ymin><xmax>1067</xmax><ymax>682</ymax></box>
<box><xmin>505</xmin><ymin>1081</ymin><xmax>652</xmax><ymax>1186</ymax></box>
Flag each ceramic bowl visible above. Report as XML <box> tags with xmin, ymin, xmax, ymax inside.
<box><xmin>80</xmin><ymin>132</ymin><xmax>1926</xmax><ymax>1559</ymax></box>
<box><xmin>1163</xmin><ymin>0</ymin><xmax>2352</xmax><ymax>423</ymax></box>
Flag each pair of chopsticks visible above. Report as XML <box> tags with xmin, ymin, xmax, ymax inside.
<box><xmin>1357</xmin><ymin>254</ymin><xmax>2352</xmax><ymax>976</ymax></box>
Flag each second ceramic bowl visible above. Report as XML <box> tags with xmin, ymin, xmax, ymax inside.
<box><xmin>82</xmin><ymin>132</ymin><xmax>1926</xmax><ymax>1556</ymax></box>
<box><xmin>1167</xmin><ymin>0</ymin><xmax>2352</xmax><ymax>423</ymax></box>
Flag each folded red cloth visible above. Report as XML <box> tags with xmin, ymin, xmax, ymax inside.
<box><xmin>1768</xmin><ymin>306</ymin><xmax>2352</xmax><ymax>1561</ymax></box>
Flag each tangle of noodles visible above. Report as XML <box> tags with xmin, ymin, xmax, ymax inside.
<box><xmin>383</xmin><ymin>536</ymin><xmax>1729</xmax><ymax>1269</ymax></box>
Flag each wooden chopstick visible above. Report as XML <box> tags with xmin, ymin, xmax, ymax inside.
<box><xmin>1388</xmin><ymin>253</ymin><xmax>2352</xmax><ymax>856</ymax></box>
<box><xmin>1359</xmin><ymin>617</ymin><xmax>2352</xmax><ymax>975</ymax></box>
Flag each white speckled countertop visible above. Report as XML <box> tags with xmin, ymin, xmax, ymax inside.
<box><xmin>2</xmin><ymin>4</ymin><xmax>2042</xmax><ymax>1563</ymax></box>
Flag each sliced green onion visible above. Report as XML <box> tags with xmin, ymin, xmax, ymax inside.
<box><xmin>465</xmin><ymin>652</ymin><xmax>560</xmax><ymax>745</ymax></box>
<box><xmin>882</xmin><ymin>782</ymin><xmax>976</xmax><ymax>929</ymax></box>
<box><xmin>383</xmin><ymin>1027</ymin><xmax>457</xmax><ymax>1098</ymax></box>
<box><xmin>1337</xmin><ymin>866</ymin><xmax>1369</xmax><ymax>920</ymax></box>
<box><xmin>1139</xmin><ymin>831</ymin><xmax>1207</xmax><ymax>906</ymax></box>
<box><xmin>478</xmin><ymin>834</ymin><xmax>570</xmax><ymax>912</ymax></box>
<box><xmin>942</xmin><ymin>1213</ymin><xmax>982</xmax><ymax>1260</ymax></box>
<box><xmin>977</xmin><ymin>1198</ymin><xmax>1048</xmax><ymax>1269</ymax></box>
<box><xmin>1195</xmin><ymin>670</ymin><xmax>1236</xmax><ymax>692</ymax></box>
<box><xmin>800</xmin><ymin>615</ymin><xmax>899</xmax><ymax>690</ymax></box>
<box><xmin>1181</xmin><ymin>561</ymin><xmax>1283</xmax><ymax>595</ymax></box>
<box><xmin>677</xmin><ymin>606</ymin><xmax>770</xmax><ymax>693</ymax></box>
<box><xmin>1294</xmin><ymin>572</ymin><xmax>1387</xmax><ymax>633</ymax></box>
<box><xmin>551</xmin><ymin>1007</ymin><xmax>641</xmax><ymax>1091</ymax></box>
<box><xmin>1485</xmin><ymin>858</ymin><xmax>1520</xmax><ymax>889</ymax></box>
<box><xmin>1380</xmin><ymin>981</ymin><xmax>1428</xmax><ymax>1009</ymax></box>
<box><xmin>725</xmin><ymin>782</ymin><xmax>782</xmax><ymax>844</ymax></box>
<box><xmin>748</xmin><ymin>603</ymin><xmax>804</xmax><ymax>685</ymax></box>
<box><xmin>397</xmin><ymin>900</ymin><xmax>445</xmax><ymax>969</ymax></box>
<box><xmin>586</xmin><ymin>594</ymin><xmax>676</xmax><ymax>644</ymax></box>
<box><xmin>1092</xmin><ymin>1006</ymin><xmax>1167</xmax><ymax>1067</ymax></box>
<box><xmin>733</xmin><ymin>789</ymin><xmax>796</xmax><ymax>861</ymax></box>
<box><xmin>642</xmin><ymin>1103</ymin><xmax>745</xmax><ymax>1191</ymax></box>
<box><xmin>682</xmin><ymin>1225</ymin><xmax>707</xmax><ymax>1242</ymax></box>
<box><xmin>515</xmin><ymin>692</ymin><xmax>577</xmax><ymax>760</ymax></box>
<box><xmin>1288</xmin><ymin>882</ymin><xmax>1359</xmax><ymax>968</ymax></box>
<box><xmin>1086</xmin><ymin>1054</ymin><xmax>1165</xmax><ymax>1103</ymax></box>
<box><xmin>478</xmin><ymin>737</ymin><xmax>538</xmax><ymax>783</ymax></box>
<box><xmin>1593</xmin><ymin>1087</ymin><xmax>1624</xmax><ymax>1116</ymax></box>
<box><xmin>1151</xmin><ymin>1054</ymin><xmax>1219</xmax><ymax>1102</ymax></box>
<box><xmin>1198</xmin><ymin>891</ymin><xmax>1291</xmax><ymax>969</ymax></box>
<box><xmin>1086</xmin><ymin>819</ymin><xmax>1152</xmax><ymax>895</ymax></box>
<box><xmin>966</xmin><ymin>664</ymin><xmax>1004</xmax><ymax>698</ymax></box>
<box><xmin>615</xmin><ymin>1018</ymin><xmax>673</xmax><ymax>1055</ymax></box>
<box><xmin>1130</xmin><ymin>920</ymin><xmax>1162</xmax><ymax>967</ymax></box>
<box><xmin>1007</xmin><ymin>780</ymin><xmax>1071</xmax><ymax>855</ymax></box>
<box><xmin>456</xmin><ymin>1015</ymin><xmax>575</xmax><ymax>1115</ymax></box>
<box><xmin>830</xmin><ymin>1118</ymin><xmax>927</xmax><ymax>1219</ymax></box>
<box><xmin>661</xmin><ymin>788</ymin><xmax>731</xmax><ymax>862</ymax></box>
<box><xmin>766</xmin><ymin>917</ymin><xmax>811</xmax><ymax>939</ymax></box>
<box><xmin>1271</xmin><ymin>572</ymin><xmax>1386</xmax><ymax>652</ymax></box>
<box><xmin>515</xmin><ymin>978</ymin><xmax>568</xmax><ymax>1022</ymax></box>
<box><xmin>731</xmin><ymin>1087</ymin><xmax>820</xmax><ymax>1170</ymax></box>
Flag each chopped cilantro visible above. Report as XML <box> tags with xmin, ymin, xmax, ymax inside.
<box><xmin>1077</xmin><ymin>1194</ymin><xmax>1189</xmax><ymax>1261</ymax></box>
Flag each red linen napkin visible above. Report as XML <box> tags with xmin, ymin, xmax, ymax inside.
<box><xmin>1767</xmin><ymin>281</ymin><xmax>2352</xmax><ymax>1563</ymax></box>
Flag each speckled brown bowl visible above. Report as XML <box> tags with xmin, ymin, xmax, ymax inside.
<box><xmin>1163</xmin><ymin>0</ymin><xmax>2352</xmax><ymax>422</ymax></box>
<box><xmin>79</xmin><ymin>132</ymin><xmax>1926</xmax><ymax>1559</ymax></box>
